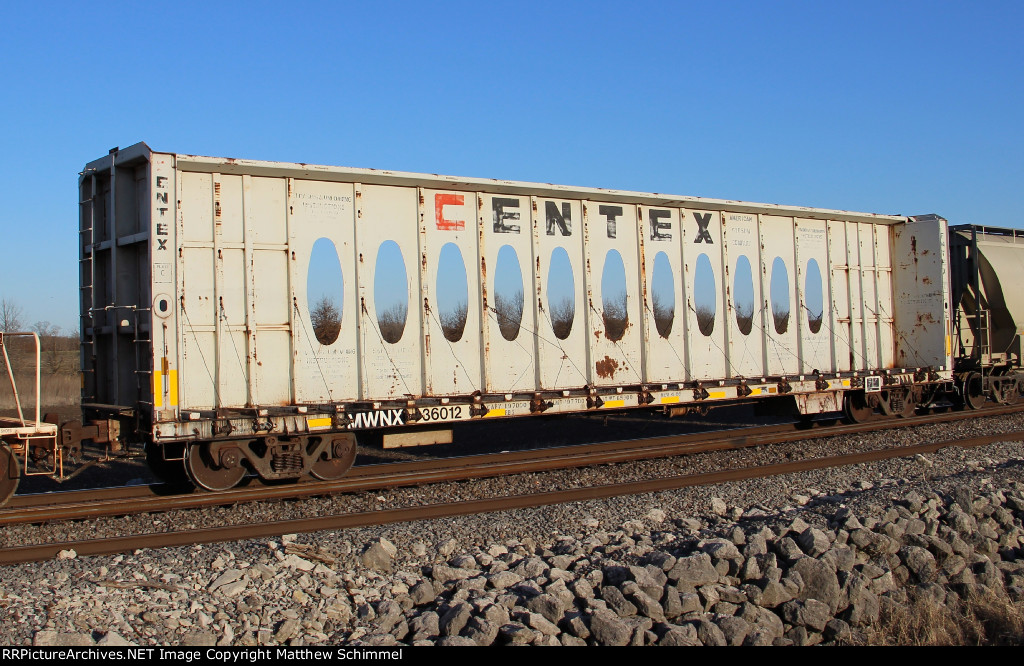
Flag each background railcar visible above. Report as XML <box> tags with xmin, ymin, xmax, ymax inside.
<box><xmin>73</xmin><ymin>143</ymin><xmax>955</xmax><ymax>490</ymax></box>
<box><xmin>949</xmin><ymin>224</ymin><xmax>1024</xmax><ymax>408</ymax></box>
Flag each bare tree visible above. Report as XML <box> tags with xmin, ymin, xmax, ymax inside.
<box><xmin>440</xmin><ymin>301</ymin><xmax>468</xmax><ymax>342</ymax></box>
<box><xmin>550</xmin><ymin>297</ymin><xmax>575</xmax><ymax>340</ymax></box>
<box><xmin>32</xmin><ymin>321</ymin><xmax>76</xmax><ymax>374</ymax></box>
<box><xmin>652</xmin><ymin>290</ymin><xmax>674</xmax><ymax>338</ymax></box>
<box><xmin>602</xmin><ymin>291</ymin><xmax>628</xmax><ymax>341</ymax></box>
<box><xmin>0</xmin><ymin>298</ymin><xmax>23</xmax><ymax>332</ymax></box>
<box><xmin>310</xmin><ymin>295</ymin><xmax>342</xmax><ymax>345</ymax></box>
<box><xmin>378</xmin><ymin>302</ymin><xmax>408</xmax><ymax>344</ymax></box>
<box><xmin>696</xmin><ymin>305</ymin><xmax>715</xmax><ymax>336</ymax></box>
<box><xmin>494</xmin><ymin>290</ymin><xmax>524</xmax><ymax>341</ymax></box>
<box><xmin>735</xmin><ymin>301</ymin><xmax>754</xmax><ymax>336</ymax></box>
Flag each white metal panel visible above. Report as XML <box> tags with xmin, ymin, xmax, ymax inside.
<box><xmin>533</xmin><ymin>197</ymin><xmax>589</xmax><ymax>390</ymax></box>
<box><xmin>479</xmin><ymin>193</ymin><xmax>537</xmax><ymax>393</ymax></box>
<box><xmin>420</xmin><ymin>188</ymin><xmax>483</xmax><ymax>396</ymax></box>
<box><xmin>859</xmin><ymin>223</ymin><xmax>879</xmax><ymax>369</ymax></box>
<box><xmin>682</xmin><ymin>209</ymin><xmax>726</xmax><ymax>380</ymax></box>
<box><xmin>724</xmin><ymin>212</ymin><xmax>764</xmax><ymax>378</ymax></box>
<box><xmin>760</xmin><ymin>215</ymin><xmax>800</xmax><ymax>376</ymax></box>
<box><xmin>244</xmin><ymin>176</ymin><xmax>291</xmax><ymax>406</ymax></box>
<box><xmin>584</xmin><ymin>201</ymin><xmax>644</xmax><ymax>386</ymax></box>
<box><xmin>213</xmin><ymin>175</ymin><xmax>248</xmax><ymax>408</ymax></box>
<box><xmin>356</xmin><ymin>184</ymin><xmax>423</xmax><ymax>399</ymax></box>
<box><xmin>251</xmin><ymin>248</ymin><xmax>291</xmax><ymax>404</ymax></box>
<box><xmin>639</xmin><ymin>206</ymin><xmax>687</xmax><ymax>383</ymax></box>
<box><xmin>874</xmin><ymin>225</ymin><xmax>895</xmax><ymax>368</ymax></box>
<box><xmin>794</xmin><ymin>218</ymin><xmax>832</xmax><ymax>374</ymax></box>
<box><xmin>828</xmin><ymin>221</ymin><xmax>853</xmax><ymax>372</ymax></box>
<box><xmin>290</xmin><ymin>180</ymin><xmax>360</xmax><ymax>403</ymax></box>
<box><xmin>177</xmin><ymin>171</ymin><xmax>217</xmax><ymax>409</ymax></box>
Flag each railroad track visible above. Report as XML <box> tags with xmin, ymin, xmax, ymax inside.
<box><xmin>2</xmin><ymin>405</ymin><xmax>1023</xmax><ymax>565</ymax></box>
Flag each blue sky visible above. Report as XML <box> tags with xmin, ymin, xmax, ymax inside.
<box><xmin>1</xmin><ymin>0</ymin><xmax>1021</xmax><ymax>331</ymax></box>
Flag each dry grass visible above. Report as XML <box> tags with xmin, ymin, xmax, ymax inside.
<box><xmin>0</xmin><ymin>372</ymin><xmax>79</xmax><ymax>410</ymax></box>
<box><xmin>866</xmin><ymin>592</ymin><xmax>1024</xmax><ymax>646</ymax></box>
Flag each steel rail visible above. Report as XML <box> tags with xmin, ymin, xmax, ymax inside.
<box><xmin>2</xmin><ymin>428</ymin><xmax>1022</xmax><ymax>565</ymax></box>
<box><xmin>3</xmin><ymin>404</ymin><xmax>1023</xmax><ymax>526</ymax></box>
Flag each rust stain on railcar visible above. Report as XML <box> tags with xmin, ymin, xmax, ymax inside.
<box><xmin>596</xmin><ymin>356</ymin><xmax>619</xmax><ymax>379</ymax></box>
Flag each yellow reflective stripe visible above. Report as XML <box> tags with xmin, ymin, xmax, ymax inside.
<box><xmin>484</xmin><ymin>408</ymin><xmax>506</xmax><ymax>418</ymax></box>
<box><xmin>153</xmin><ymin>371</ymin><xmax>163</xmax><ymax>408</ymax></box>
<box><xmin>168</xmin><ymin>370</ymin><xmax>178</xmax><ymax>407</ymax></box>
<box><xmin>602</xmin><ymin>400</ymin><xmax>625</xmax><ymax>408</ymax></box>
<box><xmin>307</xmin><ymin>417</ymin><xmax>332</xmax><ymax>429</ymax></box>
<box><xmin>707</xmin><ymin>391</ymin><xmax>727</xmax><ymax>399</ymax></box>
<box><xmin>660</xmin><ymin>396</ymin><xmax>680</xmax><ymax>404</ymax></box>
<box><xmin>749</xmin><ymin>388</ymin><xmax>762</xmax><ymax>395</ymax></box>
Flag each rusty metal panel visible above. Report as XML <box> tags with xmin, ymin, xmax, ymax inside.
<box><xmin>760</xmin><ymin>215</ymin><xmax>800</xmax><ymax>376</ymax></box>
<box><xmin>533</xmin><ymin>197</ymin><xmax>589</xmax><ymax>390</ymax></box>
<box><xmin>724</xmin><ymin>212</ymin><xmax>764</xmax><ymax>378</ymax></box>
<box><xmin>893</xmin><ymin>218</ymin><xmax>951</xmax><ymax>370</ymax></box>
<box><xmin>290</xmin><ymin>180</ymin><xmax>360</xmax><ymax>403</ymax></box>
<box><xmin>479</xmin><ymin>193</ymin><xmax>537</xmax><ymax>393</ymax></box>
<box><xmin>355</xmin><ymin>184</ymin><xmax>423</xmax><ymax>399</ymax></box>
<box><xmin>682</xmin><ymin>209</ymin><xmax>726</xmax><ymax>380</ymax></box>
<box><xmin>584</xmin><ymin>200</ymin><xmax>643</xmax><ymax>386</ymax></box>
<box><xmin>419</xmin><ymin>188</ymin><xmax>483</xmax><ymax>396</ymax></box>
<box><xmin>794</xmin><ymin>218</ymin><xmax>832</xmax><ymax>374</ymax></box>
<box><xmin>639</xmin><ymin>206</ymin><xmax>687</xmax><ymax>384</ymax></box>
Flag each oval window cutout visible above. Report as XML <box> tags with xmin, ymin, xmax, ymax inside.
<box><xmin>770</xmin><ymin>257</ymin><xmax>790</xmax><ymax>334</ymax></box>
<box><xmin>494</xmin><ymin>245</ymin><xmax>524</xmax><ymax>341</ymax></box>
<box><xmin>733</xmin><ymin>256</ymin><xmax>754</xmax><ymax>336</ymax></box>
<box><xmin>374</xmin><ymin>240</ymin><xmax>408</xmax><ymax>344</ymax></box>
<box><xmin>806</xmin><ymin>259</ymin><xmax>824</xmax><ymax>334</ymax></box>
<box><xmin>601</xmin><ymin>249</ymin><xmax>628</xmax><ymax>341</ymax></box>
<box><xmin>694</xmin><ymin>254</ymin><xmax>716</xmax><ymax>336</ymax></box>
<box><xmin>547</xmin><ymin>247</ymin><xmax>575</xmax><ymax>340</ymax></box>
<box><xmin>437</xmin><ymin>243</ymin><xmax>468</xmax><ymax>342</ymax></box>
<box><xmin>651</xmin><ymin>252</ymin><xmax>674</xmax><ymax>338</ymax></box>
<box><xmin>307</xmin><ymin>237</ymin><xmax>344</xmax><ymax>346</ymax></box>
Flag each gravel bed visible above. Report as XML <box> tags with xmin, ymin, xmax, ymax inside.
<box><xmin>1</xmin><ymin>411</ymin><xmax>1023</xmax><ymax>645</ymax></box>
<box><xmin>3</xmin><ymin>411</ymin><xmax>1024</xmax><ymax>549</ymax></box>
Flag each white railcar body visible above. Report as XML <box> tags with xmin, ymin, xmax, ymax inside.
<box><xmin>78</xmin><ymin>144</ymin><xmax>953</xmax><ymax>449</ymax></box>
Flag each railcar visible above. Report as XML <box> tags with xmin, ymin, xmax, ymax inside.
<box><xmin>948</xmin><ymin>224</ymin><xmax>1024</xmax><ymax>408</ymax></box>
<box><xmin>6</xmin><ymin>143</ymin><xmax>1017</xmax><ymax>504</ymax></box>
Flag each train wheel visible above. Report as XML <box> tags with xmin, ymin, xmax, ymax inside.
<box><xmin>310</xmin><ymin>433</ymin><xmax>358</xmax><ymax>481</ymax></box>
<box><xmin>843</xmin><ymin>391</ymin><xmax>875</xmax><ymax>423</ymax></box>
<box><xmin>963</xmin><ymin>372</ymin><xmax>987</xmax><ymax>410</ymax></box>
<box><xmin>0</xmin><ymin>443</ymin><xmax>19</xmax><ymax>506</ymax></box>
<box><xmin>145</xmin><ymin>444</ymin><xmax>190</xmax><ymax>486</ymax></box>
<box><xmin>185</xmin><ymin>442</ymin><xmax>247</xmax><ymax>492</ymax></box>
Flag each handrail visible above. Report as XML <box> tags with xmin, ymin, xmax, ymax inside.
<box><xmin>0</xmin><ymin>332</ymin><xmax>42</xmax><ymax>427</ymax></box>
